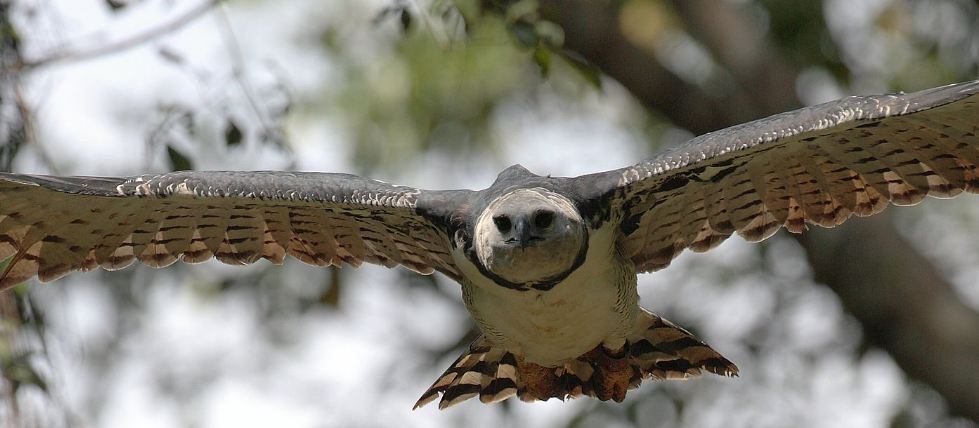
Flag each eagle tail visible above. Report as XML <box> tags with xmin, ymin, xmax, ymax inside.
<box><xmin>627</xmin><ymin>309</ymin><xmax>739</xmax><ymax>381</ymax></box>
<box><xmin>413</xmin><ymin>311</ymin><xmax>737</xmax><ymax>410</ymax></box>
<box><xmin>413</xmin><ymin>337</ymin><xmax>520</xmax><ymax>410</ymax></box>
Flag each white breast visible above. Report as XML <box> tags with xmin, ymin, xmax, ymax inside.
<box><xmin>455</xmin><ymin>223</ymin><xmax>639</xmax><ymax>367</ymax></box>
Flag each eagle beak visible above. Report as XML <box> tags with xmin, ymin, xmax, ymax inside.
<box><xmin>515</xmin><ymin>219</ymin><xmax>536</xmax><ymax>248</ymax></box>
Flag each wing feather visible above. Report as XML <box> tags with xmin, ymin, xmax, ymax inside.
<box><xmin>0</xmin><ymin>171</ymin><xmax>468</xmax><ymax>289</ymax></box>
<box><xmin>578</xmin><ymin>80</ymin><xmax>979</xmax><ymax>273</ymax></box>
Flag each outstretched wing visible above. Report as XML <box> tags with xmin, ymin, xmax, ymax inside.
<box><xmin>578</xmin><ymin>80</ymin><xmax>979</xmax><ymax>273</ymax></box>
<box><xmin>0</xmin><ymin>171</ymin><xmax>471</xmax><ymax>289</ymax></box>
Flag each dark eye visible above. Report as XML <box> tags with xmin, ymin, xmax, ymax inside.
<box><xmin>534</xmin><ymin>210</ymin><xmax>554</xmax><ymax>228</ymax></box>
<box><xmin>493</xmin><ymin>215</ymin><xmax>512</xmax><ymax>233</ymax></box>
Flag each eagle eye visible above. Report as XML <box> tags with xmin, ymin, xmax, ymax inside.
<box><xmin>493</xmin><ymin>215</ymin><xmax>512</xmax><ymax>233</ymax></box>
<box><xmin>534</xmin><ymin>210</ymin><xmax>554</xmax><ymax>228</ymax></box>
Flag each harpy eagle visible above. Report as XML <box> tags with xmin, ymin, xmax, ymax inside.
<box><xmin>1</xmin><ymin>80</ymin><xmax>978</xmax><ymax>409</ymax></box>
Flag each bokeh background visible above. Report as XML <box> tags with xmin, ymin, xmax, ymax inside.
<box><xmin>1</xmin><ymin>0</ymin><xmax>979</xmax><ymax>427</ymax></box>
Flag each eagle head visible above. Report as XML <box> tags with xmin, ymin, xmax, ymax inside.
<box><xmin>473</xmin><ymin>188</ymin><xmax>586</xmax><ymax>286</ymax></box>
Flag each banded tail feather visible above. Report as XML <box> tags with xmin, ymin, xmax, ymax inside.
<box><xmin>413</xmin><ymin>339</ymin><xmax>521</xmax><ymax>410</ymax></box>
<box><xmin>414</xmin><ymin>309</ymin><xmax>736</xmax><ymax>410</ymax></box>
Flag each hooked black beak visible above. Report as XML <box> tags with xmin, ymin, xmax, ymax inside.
<box><xmin>513</xmin><ymin>219</ymin><xmax>541</xmax><ymax>248</ymax></box>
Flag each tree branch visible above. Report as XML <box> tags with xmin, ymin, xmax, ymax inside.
<box><xmin>538</xmin><ymin>0</ymin><xmax>743</xmax><ymax>136</ymax></box>
<box><xmin>668</xmin><ymin>0</ymin><xmax>799</xmax><ymax>116</ymax></box>
<box><xmin>799</xmin><ymin>218</ymin><xmax>979</xmax><ymax>421</ymax></box>
<box><xmin>18</xmin><ymin>0</ymin><xmax>220</xmax><ymax>71</ymax></box>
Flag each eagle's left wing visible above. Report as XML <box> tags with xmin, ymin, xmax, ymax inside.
<box><xmin>576</xmin><ymin>80</ymin><xmax>979</xmax><ymax>273</ymax></box>
<box><xmin>0</xmin><ymin>171</ymin><xmax>471</xmax><ymax>289</ymax></box>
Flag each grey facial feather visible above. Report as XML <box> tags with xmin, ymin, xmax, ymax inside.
<box><xmin>472</xmin><ymin>188</ymin><xmax>585</xmax><ymax>285</ymax></box>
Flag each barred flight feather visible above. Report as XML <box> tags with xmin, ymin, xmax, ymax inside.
<box><xmin>611</xmin><ymin>81</ymin><xmax>979</xmax><ymax>274</ymax></box>
<box><xmin>0</xmin><ymin>172</ymin><xmax>464</xmax><ymax>290</ymax></box>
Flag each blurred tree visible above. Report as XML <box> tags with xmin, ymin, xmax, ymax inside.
<box><xmin>1</xmin><ymin>0</ymin><xmax>979</xmax><ymax>427</ymax></box>
<box><xmin>505</xmin><ymin>0</ymin><xmax>979</xmax><ymax>422</ymax></box>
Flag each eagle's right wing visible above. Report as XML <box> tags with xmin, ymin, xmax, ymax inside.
<box><xmin>0</xmin><ymin>171</ymin><xmax>472</xmax><ymax>289</ymax></box>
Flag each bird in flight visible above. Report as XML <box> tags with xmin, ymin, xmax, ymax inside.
<box><xmin>1</xmin><ymin>80</ymin><xmax>977</xmax><ymax>409</ymax></box>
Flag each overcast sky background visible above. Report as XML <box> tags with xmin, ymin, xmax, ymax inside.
<box><xmin>4</xmin><ymin>0</ymin><xmax>978</xmax><ymax>427</ymax></box>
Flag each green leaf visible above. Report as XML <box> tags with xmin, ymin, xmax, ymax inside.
<box><xmin>167</xmin><ymin>146</ymin><xmax>193</xmax><ymax>171</ymax></box>
<box><xmin>3</xmin><ymin>352</ymin><xmax>48</xmax><ymax>392</ymax></box>
<box><xmin>534</xmin><ymin>20</ymin><xmax>564</xmax><ymax>48</ymax></box>
<box><xmin>224</xmin><ymin>119</ymin><xmax>243</xmax><ymax>147</ymax></box>
<box><xmin>157</xmin><ymin>47</ymin><xmax>185</xmax><ymax>66</ymax></box>
<box><xmin>509</xmin><ymin>20</ymin><xmax>538</xmax><ymax>47</ymax></box>
<box><xmin>400</xmin><ymin>8</ymin><xmax>413</xmax><ymax>31</ymax></box>
<box><xmin>0</xmin><ymin>19</ymin><xmax>21</xmax><ymax>51</ymax></box>
<box><xmin>105</xmin><ymin>0</ymin><xmax>127</xmax><ymax>12</ymax></box>
<box><xmin>371</xmin><ymin>4</ymin><xmax>411</xmax><ymax>32</ymax></box>
<box><xmin>557</xmin><ymin>49</ymin><xmax>602</xmax><ymax>89</ymax></box>
<box><xmin>533</xmin><ymin>46</ymin><xmax>552</xmax><ymax>76</ymax></box>
<box><xmin>11</xmin><ymin>283</ymin><xmax>29</xmax><ymax>297</ymax></box>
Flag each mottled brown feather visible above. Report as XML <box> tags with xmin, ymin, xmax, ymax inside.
<box><xmin>614</xmin><ymin>83</ymin><xmax>979</xmax><ymax>273</ymax></box>
<box><xmin>0</xmin><ymin>175</ymin><xmax>461</xmax><ymax>290</ymax></box>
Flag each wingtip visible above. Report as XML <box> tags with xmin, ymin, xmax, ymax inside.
<box><xmin>0</xmin><ymin>173</ymin><xmax>41</xmax><ymax>187</ymax></box>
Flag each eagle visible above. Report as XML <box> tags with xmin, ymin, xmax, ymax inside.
<box><xmin>1</xmin><ymin>80</ymin><xmax>977</xmax><ymax>409</ymax></box>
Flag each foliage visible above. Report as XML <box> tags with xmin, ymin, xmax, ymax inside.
<box><xmin>1</xmin><ymin>0</ymin><xmax>978</xmax><ymax>427</ymax></box>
